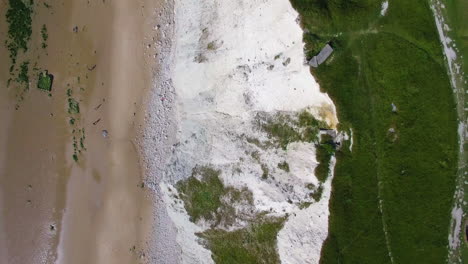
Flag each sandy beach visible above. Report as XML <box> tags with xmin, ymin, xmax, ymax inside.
<box><xmin>0</xmin><ymin>0</ymin><xmax>161</xmax><ymax>263</ymax></box>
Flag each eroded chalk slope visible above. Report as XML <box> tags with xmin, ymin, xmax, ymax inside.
<box><xmin>153</xmin><ymin>0</ymin><xmax>341</xmax><ymax>262</ymax></box>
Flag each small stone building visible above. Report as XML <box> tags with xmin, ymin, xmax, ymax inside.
<box><xmin>309</xmin><ymin>44</ymin><xmax>333</xmax><ymax>68</ymax></box>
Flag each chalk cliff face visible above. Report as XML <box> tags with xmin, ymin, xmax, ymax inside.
<box><xmin>145</xmin><ymin>0</ymin><xmax>339</xmax><ymax>263</ymax></box>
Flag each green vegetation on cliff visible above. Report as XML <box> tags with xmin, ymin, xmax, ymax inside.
<box><xmin>261</xmin><ymin>111</ymin><xmax>328</xmax><ymax>150</ymax></box>
<box><xmin>200</xmin><ymin>218</ymin><xmax>285</xmax><ymax>264</ymax></box>
<box><xmin>176</xmin><ymin>167</ymin><xmax>225</xmax><ymax>222</ymax></box>
<box><xmin>176</xmin><ymin>166</ymin><xmax>284</xmax><ymax>263</ymax></box>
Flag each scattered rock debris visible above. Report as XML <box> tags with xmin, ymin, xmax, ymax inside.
<box><xmin>391</xmin><ymin>102</ymin><xmax>398</xmax><ymax>113</ymax></box>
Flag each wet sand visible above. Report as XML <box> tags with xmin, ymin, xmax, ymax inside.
<box><xmin>0</xmin><ymin>0</ymin><xmax>160</xmax><ymax>263</ymax></box>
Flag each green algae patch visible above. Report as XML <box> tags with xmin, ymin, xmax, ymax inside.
<box><xmin>71</xmin><ymin>128</ymin><xmax>86</xmax><ymax>162</ymax></box>
<box><xmin>17</xmin><ymin>61</ymin><xmax>29</xmax><ymax>87</ymax></box>
<box><xmin>199</xmin><ymin>217</ymin><xmax>286</xmax><ymax>264</ymax></box>
<box><xmin>5</xmin><ymin>0</ymin><xmax>33</xmax><ymax>64</ymax></box>
<box><xmin>68</xmin><ymin>98</ymin><xmax>80</xmax><ymax>114</ymax></box>
<box><xmin>5</xmin><ymin>0</ymin><xmax>35</xmax><ymax>106</ymax></box>
<box><xmin>37</xmin><ymin>71</ymin><xmax>53</xmax><ymax>92</ymax></box>
<box><xmin>41</xmin><ymin>24</ymin><xmax>48</xmax><ymax>49</ymax></box>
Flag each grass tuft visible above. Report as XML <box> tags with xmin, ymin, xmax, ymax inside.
<box><xmin>277</xmin><ymin>161</ymin><xmax>290</xmax><ymax>172</ymax></box>
<box><xmin>314</xmin><ymin>134</ymin><xmax>335</xmax><ymax>183</ymax></box>
<box><xmin>199</xmin><ymin>217</ymin><xmax>286</xmax><ymax>264</ymax></box>
<box><xmin>176</xmin><ymin>166</ymin><xmax>224</xmax><ymax>222</ymax></box>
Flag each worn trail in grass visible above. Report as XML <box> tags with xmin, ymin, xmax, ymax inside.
<box><xmin>290</xmin><ymin>0</ymin><xmax>459</xmax><ymax>263</ymax></box>
<box><xmin>431</xmin><ymin>0</ymin><xmax>468</xmax><ymax>262</ymax></box>
<box><xmin>442</xmin><ymin>0</ymin><xmax>468</xmax><ymax>75</ymax></box>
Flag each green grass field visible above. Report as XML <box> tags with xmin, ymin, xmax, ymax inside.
<box><xmin>290</xmin><ymin>0</ymin><xmax>459</xmax><ymax>263</ymax></box>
